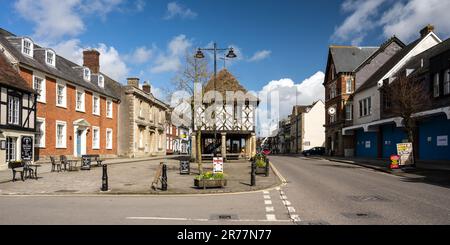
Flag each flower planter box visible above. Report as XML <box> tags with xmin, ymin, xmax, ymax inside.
<box><xmin>194</xmin><ymin>179</ymin><xmax>227</xmax><ymax>188</ymax></box>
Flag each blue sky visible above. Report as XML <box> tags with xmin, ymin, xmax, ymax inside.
<box><xmin>1</xmin><ymin>0</ymin><xmax>449</xmax><ymax>136</ymax></box>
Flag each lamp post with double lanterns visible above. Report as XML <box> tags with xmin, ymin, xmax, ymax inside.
<box><xmin>195</xmin><ymin>43</ymin><xmax>237</xmax><ymax>157</ymax></box>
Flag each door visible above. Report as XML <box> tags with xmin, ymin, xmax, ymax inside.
<box><xmin>77</xmin><ymin>130</ymin><xmax>82</xmax><ymax>156</ymax></box>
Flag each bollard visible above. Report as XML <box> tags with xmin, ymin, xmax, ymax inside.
<box><xmin>101</xmin><ymin>164</ymin><xmax>108</xmax><ymax>191</ymax></box>
<box><xmin>161</xmin><ymin>163</ymin><xmax>168</xmax><ymax>191</ymax></box>
<box><xmin>251</xmin><ymin>161</ymin><xmax>256</xmax><ymax>186</ymax></box>
<box><xmin>265</xmin><ymin>158</ymin><xmax>270</xmax><ymax>177</ymax></box>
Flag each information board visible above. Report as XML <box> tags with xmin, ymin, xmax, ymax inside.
<box><xmin>213</xmin><ymin>157</ymin><xmax>224</xmax><ymax>174</ymax></box>
<box><xmin>396</xmin><ymin>143</ymin><xmax>414</xmax><ymax>166</ymax></box>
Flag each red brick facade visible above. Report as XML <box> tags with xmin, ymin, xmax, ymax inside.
<box><xmin>19</xmin><ymin>66</ymin><xmax>118</xmax><ymax>159</ymax></box>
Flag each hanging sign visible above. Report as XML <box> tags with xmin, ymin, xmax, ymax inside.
<box><xmin>396</xmin><ymin>143</ymin><xmax>414</xmax><ymax>166</ymax></box>
<box><xmin>213</xmin><ymin>157</ymin><xmax>224</xmax><ymax>174</ymax></box>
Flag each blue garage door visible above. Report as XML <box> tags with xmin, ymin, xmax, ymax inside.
<box><xmin>381</xmin><ymin>124</ymin><xmax>407</xmax><ymax>159</ymax></box>
<box><xmin>355</xmin><ymin>129</ymin><xmax>378</xmax><ymax>158</ymax></box>
<box><xmin>419</xmin><ymin>115</ymin><xmax>450</xmax><ymax>160</ymax></box>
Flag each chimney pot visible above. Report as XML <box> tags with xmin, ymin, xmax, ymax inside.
<box><xmin>127</xmin><ymin>77</ymin><xmax>140</xmax><ymax>88</ymax></box>
<box><xmin>420</xmin><ymin>24</ymin><xmax>435</xmax><ymax>37</ymax></box>
<box><xmin>83</xmin><ymin>49</ymin><xmax>100</xmax><ymax>74</ymax></box>
<box><xmin>142</xmin><ymin>81</ymin><xmax>151</xmax><ymax>94</ymax></box>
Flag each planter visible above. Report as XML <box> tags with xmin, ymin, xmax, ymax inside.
<box><xmin>194</xmin><ymin>179</ymin><xmax>227</xmax><ymax>188</ymax></box>
<box><xmin>255</xmin><ymin>166</ymin><xmax>268</xmax><ymax>175</ymax></box>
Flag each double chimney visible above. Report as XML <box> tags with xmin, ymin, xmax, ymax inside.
<box><xmin>127</xmin><ymin>77</ymin><xmax>151</xmax><ymax>94</ymax></box>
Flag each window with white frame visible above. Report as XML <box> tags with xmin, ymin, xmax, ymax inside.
<box><xmin>56</xmin><ymin>121</ymin><xmax>67</xmax><ymax>148</ymax></box>
<box><xmin>56</xmin><ymin>82</ymin><xmax>66</xmax><ymax>107</ymax></box>
<box><xmin>6</xmin><ymin>137</ymin><xmax>17</xmax><ymax>162</ymax></box>
<box><xmin>7</xmin><ymin>95</ymin><xmax>20</xmax><ymax>125</ymax></box>
<box><xmin>45</xmin><ymin>50</ymin><xmax>55</xmax><ymax>66</ymax></box>
<box><xmin>33</xmin><ymin>75</ymin><xmax>45</xmax><ymax>103</ymax></box>
<box><xmin>359</xmin><ymin>97</ymin><xmax>372</xmax><ymax>117</ymax></box>
<box><xmin>76</xmin><ymin>89</ymin><xmax>85</xmax><ymax>112</ymax></box>
<box><xmin>92</xmin><ymin>127</ymin><xmax>100</xmax><ymax>149</ymax></box>
<box><xmin>92</xmin><ymin>94</ymin><xmax>100</xmax><ymax>115</ymax></box>
<box><xmin>346</xmin><ymin>78</ymin><xmax>353</xmax><ymax>94</ymax></box>
<box><xmin>98</xmin><ymin>75</ymin><xmax>104</xmax><ymax>88</ymax></box>
<box><xmin>444</xmin><ymin>69</ymin><xmax>450</xmax><ymax>95</ymax></box>
<box><xmin>106</xmin><ymin>129</ymin><xmax>113</xmax><ymax>150</ymax></box>
<box><xmin>83</xmin><ymin>67</ymin><xmax>91</xmax><ymax>81</ymax></box>
<box><xmin>434</xmin><ymin>73</ymin><xmax>440</xmax><ymax>97</ymax></box>
<box><xmin>106</xmin><ymin>99</ymin><xmax>113</xmax><ymax>118</ymax></box>
<box><xmin>35</xmin><ymin>118</ymin><xmax>45</xmax><ymax>147</ymax></box>
<box><xmin>345</xmin><ymin>103</ymin><xmax>353</xmax><ymax>121</ymax></box>
<box><xmin>22</xmin><ymin>38</ymin><xmax>33</xmax><ymax>57</ymax></box>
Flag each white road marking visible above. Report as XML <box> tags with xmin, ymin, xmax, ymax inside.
<box><xmin>281</xmin><ymin>195</ymin><xmax>288</xmax><ymax>200</ymax></box>
<box><xmin>291</xmin><ymin>214</ymin><xmax>301</xmax><ymax>222</ymax></box>
<box><xmin>287</xmin><ymin>206</ymin><xmax>296</xmax><ymax>213</ymax></box>
<box><xmin>264</xmin><ymin>200</ymin><xmax>272</xmax><ymax>205</ymax></box>
<box><xmin>280</xmin><ymin>191</ymin><xmax>285</xmax><ymax>195</ymax></box>
<box><xmin>263</xmin><ymin>195</ymin><xmax>271</xmax><ymax>200</ymax></box>
<box><xmin>265</xmin><ymin>206</ymin><xmax>274</xmax><ymax>212</ymax></box>
<box><xmin>282</xmin><ymin>200</ymin><xmax>291</xmax><ymax>206</ymax></box>
<box><xmin>263</xmin><ymin>191</ymin><xmax>269</xmax><ymax>194</ymax></box>
<box><xmin>266</xmin><ymin>214</ymin><xmax>277</xmax><ymax>221</ymax></box>
<box><xmin>126</xmin><ymin>217</ymin><xmax>291</xmax><ymax>223</ymax></box>
<box><xmin>276</xmin><ymin>187</ymin><xmax>280</xmax><ymax>191</ymax></box>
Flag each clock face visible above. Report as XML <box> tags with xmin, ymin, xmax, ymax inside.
<box><xmin>328</xmin><ymin>107</ymin><xmax>336</xmax><ymax>115</ymax></box>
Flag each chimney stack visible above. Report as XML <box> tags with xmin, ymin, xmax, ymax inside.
<box><xmin>142</xmin><ymin>81</ymin><xmax>151</xmax><ymax>94</ymax></box>
<box><xmin>420</xmin><ymin>24</ymin><xmax>435</xmax><ymax>38</ymax></box>
<box><xmin>83</xmin><ymin>49</ymin><xmax>100</xmax><ymax>74</ymax></box>
<box><xmin>127</xmin><ymin>77</ymin><xmax>140</xmax><ymax>88</ymax></box>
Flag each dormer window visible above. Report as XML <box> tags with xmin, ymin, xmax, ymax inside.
<box><xmin>45</xmin><ymin>50</ymin><xmax>55</xmax><ymax>66</ymax></box>
<box><xmin>22</xmin><ymin>38</ymin><xmax>34</xmax><ymax>57</ymax></box>
<box><xmin>98</xmin><ymin>75</ymin><xmax>104</xmax><ymax>88</ymax></box>
<box><xmin>83</xmin><ymin>67</ymin><xmax>91</xmax><ymax>81</ymax></box>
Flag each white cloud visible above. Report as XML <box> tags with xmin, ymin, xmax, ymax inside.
<box><xmin>15</xmin><ymin>0</ymin><xmax>85</xmax><ymax>41</ymax></box>
<box><xmin>256</xmin><ymin>71</ymin><xmax>325</xmax><ymax>137</ymax></box>
<box><xmin>333</xmin><ymin>0</ymin><xmax>450</xmax><ymax>45</ymax></box>
<box><xmin>127</xmin><ymin>46</ymin><xmax>154</xmax><ymax>64</ymax></box>
<box><xmin>165</xmin><ymin>1</ymin><xmax>197</xmax><ymax>20</ymax></box>
<box><xmin>14</xmin><ymin>0</ymin><xmax>124</xmax><ymax>42</ymax></box>
<box><xmin>248</xmin><ymin>50</ymin><xmax>272</xmax><ymax>62</ymax></box>
<box><xmin>150</xmin><ymin>34</ymin><xmax>192</xmax><ymax>73</ymax></box>
<box><xmin>332</xmin><ymin>0</ymin><xmax>386</xmax><ymax>45</ymax></box>
<box><xmin>52</xmin><ymin>39</ymin><xmax>84</xmax><ymax>64</ymax></box>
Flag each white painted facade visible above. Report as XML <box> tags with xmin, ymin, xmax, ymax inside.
<box><xmin>303</xmin><ymin>100</ymin><xmax>325</xmax><ymax>150</ymax></box>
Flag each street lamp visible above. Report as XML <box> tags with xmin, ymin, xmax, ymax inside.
<box><xmin>195</xmin><ymin>43</ymin><xmax>237</xmax><ymax>157</ymax></box>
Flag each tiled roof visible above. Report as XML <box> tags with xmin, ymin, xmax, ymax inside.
<box><xmin>0</xmin><ymin>52</ymin><xmax>34</xmax><ymax>93</ymax></box>
<box><xmin>0</xmin><ymin>28</ymin><xmax>121</xmax><ymax>100</ymax></box>
<box><xmin>330</xmin><ymin>46</ymin><xmax>378</xmax><ymax>73</ymax></box>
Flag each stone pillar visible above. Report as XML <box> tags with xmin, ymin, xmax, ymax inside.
<box><xmin>245</xmin><ymin>136</ymin><xmax>250</xmax><ymax>159</ymax></box>
<box><xmin>191</xmin><ymin>134</ymin><xmax>197</xmax><ymax>160</ymax></box>
<box><xmin>221</xmin><ymin>133</ymin><xmax>227</xmax><ymax>160</ymax></box>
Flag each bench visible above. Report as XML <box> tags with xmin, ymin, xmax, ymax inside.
<box><xmin>81</xmin><ymin>155</ymin><xmax>104</xmax><ymax>170</ymax></box>
<box><xmin>8</xmin><ymin>161</ymin><xmax>25</xmax><ymax>182</ymax></box>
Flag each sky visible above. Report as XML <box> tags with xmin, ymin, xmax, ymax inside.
<box><xmin>1</xmin><ymin>0</ymin><xmax>450</xmax><ymax>136</ymax></box>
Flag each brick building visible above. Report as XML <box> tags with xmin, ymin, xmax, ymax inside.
<box><xmin>0</xmin><ymin>28</ymin><xmax>121</xmax><ymax>160</ymax></box>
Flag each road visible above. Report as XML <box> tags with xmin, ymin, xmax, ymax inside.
<box><xmin>0</xmin><ymin>156</ymin><xmax>449</xmax><ymax>224</ymax></box>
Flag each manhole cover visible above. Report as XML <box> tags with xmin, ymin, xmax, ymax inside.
<box><xmin>296</xmin><ymin>220</ymin><xmax>330</xmax><ymax>225</ymax></box>
<box><xmin>348</xmin><ymin>195</ymin><xmax>388</xmax><ymax>202</ymax></box>
<box><xmin>210</xmin><ymin>214</ymin><xmax>239</xmax><ymax>220</ymax></box>
<box><xmin>54</xmin><ymin>190</ymin><xmax>78</xmax><ymax>193</ymax></box>
<box><xmin>341</xmin><ymin>212</ymin><xmax>381</xmax><ymax>219</ymax></box>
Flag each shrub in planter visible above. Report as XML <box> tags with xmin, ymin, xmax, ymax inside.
<box><xmin>253</xmin><ymin>154</ymin><xmax>269</xmax><ymax>175</ymax></box>
<box><xmin>194</xmin><ymin>172</ymin><xmax>227</xmax><ymax>188</ymax></box>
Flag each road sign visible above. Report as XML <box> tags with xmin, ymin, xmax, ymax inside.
<box><xmin>213</xmin><ymin>157</ymin><xmax>223</xmax><ymax>174</ymax></box>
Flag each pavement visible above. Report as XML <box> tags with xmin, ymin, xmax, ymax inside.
<box><xmin>0</xmin><ymin>157</ymin><xmax>280</xmax><ymax>195</ymax></box>
<box><xmin>1</xmin><ymin>155</ymin><xmax>449</xmax><ymax>224</ymax></box>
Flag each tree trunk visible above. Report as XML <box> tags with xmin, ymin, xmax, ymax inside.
<box><xmin>197</xmin><ymin>130</ymin><xmax>203</xmax><ymax>174</ymax></box>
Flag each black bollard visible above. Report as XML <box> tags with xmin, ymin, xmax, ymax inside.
<box><xmin>265</xmin><ymin>158</ymin><xmax>270</xmax><ymax>177</ymax></box>
<box><xmin>161</xmin><ymin>164</ymin><xmax>168</xmax><ymax>191</ymax></box>
<box><xmin>251</xmin><ymin>161</ymin><xmax>256</xmax><ymax>186</ymax></box>
<box><xmin>101</xmin><ymin>164</ymin><xmax>108</xmax><ymax>191</ymax></box>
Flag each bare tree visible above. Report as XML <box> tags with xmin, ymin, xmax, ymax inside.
<box><xmin>383</xmin><ymin>72</ymin><xmax>431</xmax><ymax>163</ymax></box>
<box><xmin>170</xmin><ymin>53</ymin><xmax>210</xmax><ymax>173</ymax></box>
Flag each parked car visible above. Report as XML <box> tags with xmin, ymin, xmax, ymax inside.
<box><xmin>302</xmin><ymin>147</ymin><xmax>325</xmax><ymax>156</ymax></box>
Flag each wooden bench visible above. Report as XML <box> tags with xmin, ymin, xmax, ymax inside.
<box><xmin>8</xmin><ymin>161</ymin><xmax>25</xmax><ymax>182</ymax></box>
